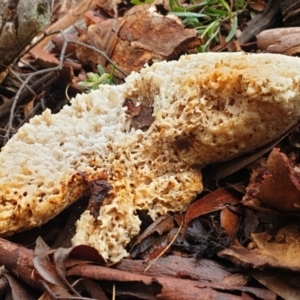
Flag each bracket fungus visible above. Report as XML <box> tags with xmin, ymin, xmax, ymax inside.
<box><xmin>1</xmin><ymin>52</ymin><xmax>300</xmax><ymax>261</ymax></box>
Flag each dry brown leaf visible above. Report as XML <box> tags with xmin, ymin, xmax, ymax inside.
<box><xmin>184</xmin><ymin>188</ymin><xmax>239</xmax><ymax>227</ymax></box>
<box><xmin>86</xmin><ymin>180</ymin><xmax>112</xmax><ymax>219</ymax></box>
<box><xmin>259</xmin><ymin>148</ymin><xmax>300</xmax><ymax>211</ymax></box>
<box><xmin>29</xmin><ymin>47</ymin><xmax>60</xmax><ymax>68</ymax></box>
<box><xmin>243</xmin><ymin>147</ymin><xmax>300</xmax><ymax>211</ymax></box>
<box><xmin>2</xmin><ymin>273</ymin><xmax>36</xmax><ymax>300</ymax></box>
<box><xmin>76</xmin><ymin>4</ymin><xmax>201</xmax><ymax>78</ymax></box>
<box><xmin>130</xmin><ymin>215</ymin><xmax>174</xmax><ymax>258</ymax></box>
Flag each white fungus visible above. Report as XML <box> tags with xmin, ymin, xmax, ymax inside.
<box><xmin>1</xmin><ymin>53</ymin><xmax>300</xmax><ymax>261</ymax></box>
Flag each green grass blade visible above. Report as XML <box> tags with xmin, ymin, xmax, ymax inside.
<box><xmin>225</xmin><ymin>14</ymin><xmax>238</xmax><ymax>42</ymax></box>
<box><xmin>169</xmin><ymin>12</ymin><xmax>209</xmax><ymax>18</ymax></box>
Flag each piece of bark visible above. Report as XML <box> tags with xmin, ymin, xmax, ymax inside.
<box><xmin>67</xmin><ymin>264</ymin><xmax>277</xmax><ymax>300</ymax></box>
<box><xmin>0</xmin><ymin>238</ymin><xmax>40</xmax><ymax>289</ymax></box>
<box><xmin>237</xmin><ymin>0</ymin><xmax>280</xmax><ymax>44</ymax></box>
<box><xmin>257</xmin><ymin>27</ymin><xmax>300</xmax><ymax>55</ymax></box>
<box><xmin>116</xmin><ymin>256</ymin><xmax>237</xmax><ymax>284</ymax></box>
<box><xmin>0</xmin><ymin>237</ymin><xmax>276</xmax><ymax>299</ymax></box>
<box><xmin>0</xmin><ymin>0</ymin><xmax>52</xmax><ymax>82</ymax></box>
<box><xmin>218</xmin><ymin>243</ymin><xmax>300</xmax><ymax>272</ymax></box>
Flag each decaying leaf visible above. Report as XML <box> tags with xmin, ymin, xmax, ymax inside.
<box><xmin>76</xmin><ymin>4</ymin><xmax>201</xmax><ymax>77</ymax></box>
<box><xmin>178</xmin><ymin>217</ymin><xmax>232</xmax><ymax>258</ymax></box>
<box><xmin>130</xmin><ymin>215</ymin><xmax>174</xmax><ymax>258</ymax></box>
<box><xmin>249</xmin><ymin>269</ymin><xmax>300</xmax><ymax>300</ymax></box>
<box><xmin>244</xmin><ymin>148</ymin><xmax>300</xmax><ymax>211</ymax></box>
<box><xmin>0</xmin><ymin>271</ymin><xmax>36</xmax><ymax>300</ymax></box>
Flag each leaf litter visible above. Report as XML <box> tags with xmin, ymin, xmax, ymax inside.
<box><xmin>1</xmin><ymin>0</ymin><xmax>300</xmax><ymax>299</ymax></box>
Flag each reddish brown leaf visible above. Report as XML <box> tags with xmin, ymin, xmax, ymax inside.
<box><xmin>51</xmin><ymin>33</ymin><xmax>78</xmax><ymax>57</ymax></box>
<box><xmin>68</xmin><ymin>245</ymin><xmax>106</xmax><ymax>263</ymax></box>
<box><xmin>29</xmin><ymin>47</ymin><xmax>60</xmax><ymax>68</ymax></box>
<box><xmin>259</xmin><ymin>148</ymin><xmax>300</xmax><ymax>211</ymax></box>
<box><xmin>184</xmin><ymin>188</ymin><xmax>239</xmax><ymax>227</ymax></box>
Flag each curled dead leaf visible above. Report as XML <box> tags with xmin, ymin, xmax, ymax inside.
<box><xmin>184</xmin><ymin>188</ymin><xmax>240</xmax><ymax>228</ymax></box>
<box><xmin>258</xmin><ymin>148</ymin><xmax>300</xmax><ymax>211</ymax></box>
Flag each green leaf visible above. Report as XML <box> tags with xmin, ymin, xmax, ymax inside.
<box><xmin>199</xmin><ymin>19</ymin><xmax>220</xmax><ymax>39</ymax></box>
<box><xmin>205</xmin><ymin>7</ymin><xmax>229</xmax><ymax>17</ymax></box>
<box><xmin>183</xmin><ymin>17</ymin><xmax>202</xmax><ymax>27</ymax></box>
<box><xmin>169</xmin><ymin>12</ymin><xmax>208</xmax><ymax>18</ymax></box>
<box><xmin>219</xmin><ymin>0</ymin><xmax>231</xmax><ymax>14</ymax></box>
<box><xmin>130</xmin><ymin>0</ymin><xmax>154</xmax><ymax>4</ymax></box>
<box><xmin>225</xmin><ymin>15</ymin><xmax>238</xmax><ymax>43</ymax></box>
<box><xmin>168</xmin><ymin>0</ymin><xmax>183</xmax><ymax>11</ymax></box>
<box><xmin>97</xmin><ymin>65</ymin><xmax>105</xmax><ymax>75</ymax></box>
<box><xmin>130</xmin><ymin>0</ymin><xmax>142</xmax><ymax>4</ymax></box>
<box><xmin>87</xmin><ymin>72</ymin><xmax>100</xmax><ymax>82</ymax></box>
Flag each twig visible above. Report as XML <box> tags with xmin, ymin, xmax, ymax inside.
<box><xmin>67</xmin><ymin>39</ymin><xmax>128</xmax><ymax>77</ymax></box>
<box><xmin>4</xmin><ymin>27</ymin><xmax>128</xmax><ymax>143</ymax></box>
<box><xmin>8</xmin><ymin>67</ymin><xmax>37</xmax><ymax>97</ymax></box>
<box><xmin>4</xmin><ymin>31</ymin><xmax>69</xmax><ymax>143</ymax></box>
<box><xmin>112</xmin><ymin>283</ymin><xmax>116</xmax><ymax>300</ymax></box>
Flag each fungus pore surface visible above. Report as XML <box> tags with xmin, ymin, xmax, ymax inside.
<box><xmin>0</xmin><ymin>53</ymin><xmax>300</xmax><ymax>261</ymax></box>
